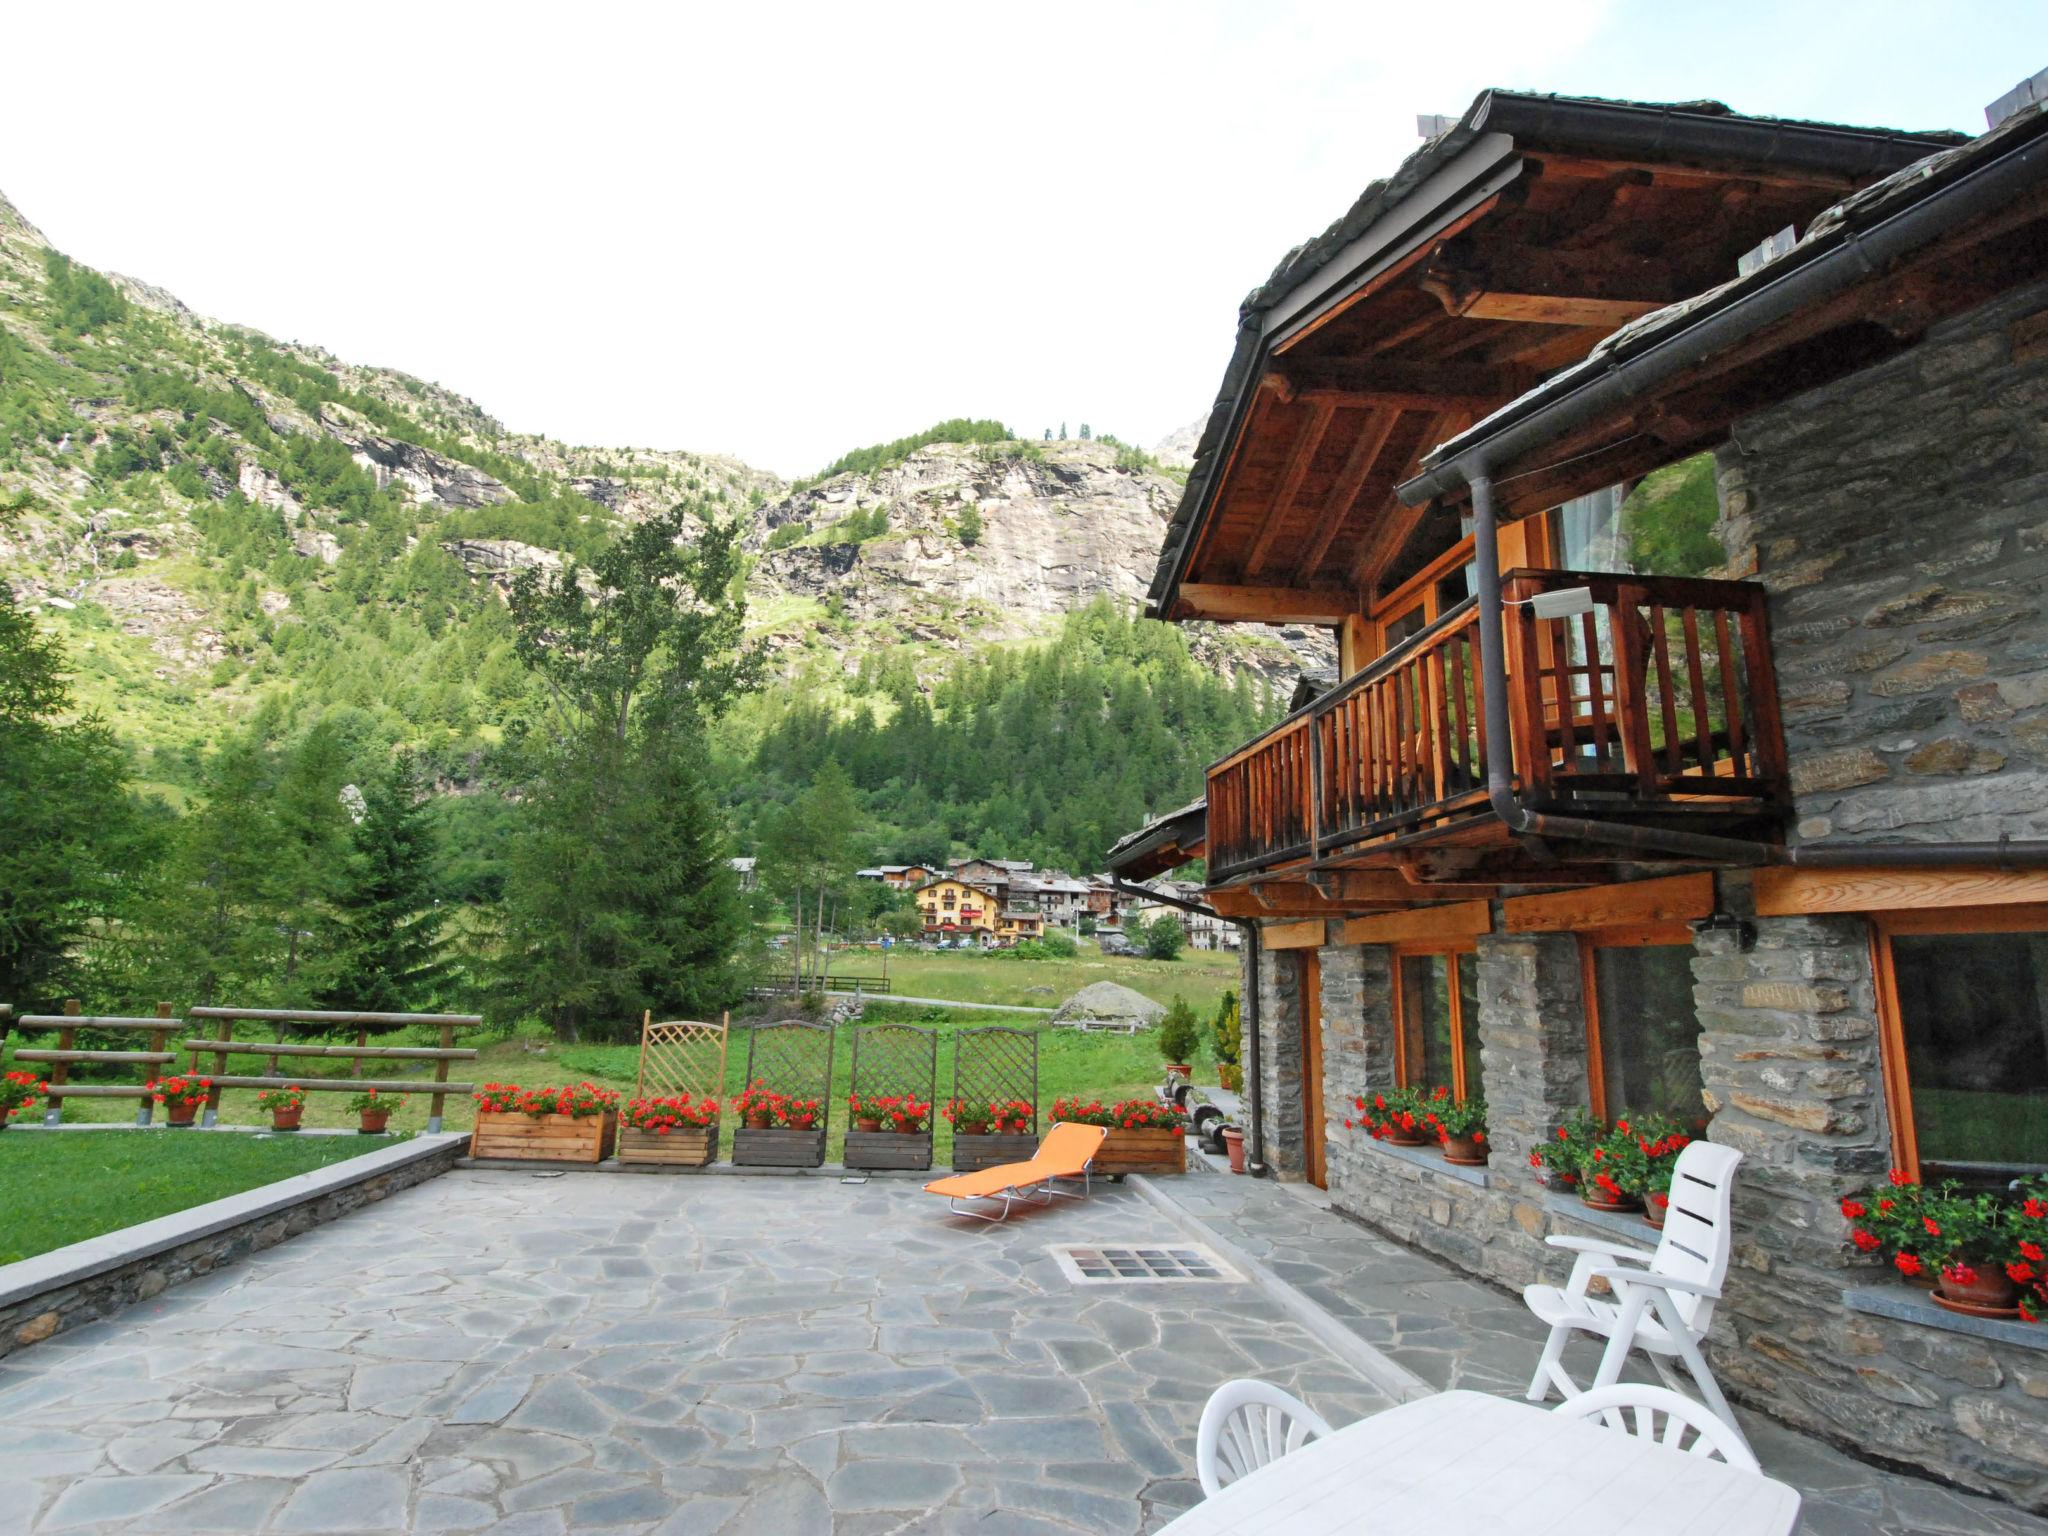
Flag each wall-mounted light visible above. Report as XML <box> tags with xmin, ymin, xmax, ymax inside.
<box><xmin>1692</xmin><ymin>912</ymin><xmax>1757</xmax><ymax>952</ymax></box>
<box><xmin>1525</xmin><ymin>586</ymin><xmax>1597</xmax><ymax>622</ymax></box>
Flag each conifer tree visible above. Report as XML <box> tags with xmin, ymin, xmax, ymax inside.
<box><xmin>322</xmin><ymin>755</ymin><xmax>447</xmax><ymax>1013</ymax></box>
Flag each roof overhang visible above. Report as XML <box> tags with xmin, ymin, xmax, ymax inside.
<box><xmin>1150</xmin><ymin>90</ymin><xmax>1965</xmax><ymax>626</ymax></box>
<box><xmin>1398</xmin><ymin>101</ymin><xmax>2048</xmax><ymax>516</ymax></box>
<box><xmin>1105</xmin><ymin>800</ymin><xmax>1208</xmax><ymax>881</ymax></box>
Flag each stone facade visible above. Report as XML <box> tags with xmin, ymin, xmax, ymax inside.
<box><xmin>1238</xmin><ymin>902</ymin><xmax>2048</xmax><ymax>1509</ymax></box>
<box><xmin>1715</xmin><ymin>277</ymin><xmax>2048</xmax><ymax>846</ymax></box>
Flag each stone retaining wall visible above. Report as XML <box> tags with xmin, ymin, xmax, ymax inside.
<box><xmin>0</xmin><ymin>1134</ymin><xmax>463</xmax><ymax>1359</ymax></box>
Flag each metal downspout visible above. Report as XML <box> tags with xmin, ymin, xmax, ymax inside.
<box><xmin>1243</xmin><ymin>924</ymin><xmax>1267</xmax><ymax>1177</ymax></box>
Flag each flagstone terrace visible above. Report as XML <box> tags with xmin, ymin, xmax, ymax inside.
<box><xmin>3</xmin><ymin>1164</ymin><xmax>2045</xmax><ymax>1534</ymax></box>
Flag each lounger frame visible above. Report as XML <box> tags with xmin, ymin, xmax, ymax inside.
<box><xmin>945</xmin><ymin>1163</ymin><xmax>1094</xmax><ymax>1223</ymax></box>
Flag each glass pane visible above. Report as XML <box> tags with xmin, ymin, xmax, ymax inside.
<box><xmin>1435</xmin><ymin>563</ymin><xmax>1476</xmax><ymax>614</ymax></box>
<box><xmin>1399</xmin><ymin>955</ymin><xmax>1455</xmax><ymax>1092</ymax></box>
<box><xmin>1891</xmin><ymin>932</ymin><xmax>2048</xmax><ymax>1179</ymax></box>
<box><xmin>1553</xmin><ymin>485</ymin><xmax>1631</xmax><ymax>572</ymax></box>
<box><xmin>1592</xmin><ymin>944</ymin><xmax>1707</xmax><ymax>1130</ymax></box>
<box><xmin>1382</xmin><ymin>604</ymin><xmax>1426</xmax><ymax>649</ymax></box>
<box><xmin>1456</xmin><ymin>951</ymin><xmax>1483</xmax><ymax>1101</ymax></box>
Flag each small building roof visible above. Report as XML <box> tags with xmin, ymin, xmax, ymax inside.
<box><xmin>1104</xmin><ymin>799</ymin><xmax>1208</xmax><ymax>881</ymax></box>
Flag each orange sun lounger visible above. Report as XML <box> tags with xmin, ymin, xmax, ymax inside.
<box><xmin>925</xmin><ymin>1121</ymin><xmax>1108</xmax><ymax>1222</ymax></box>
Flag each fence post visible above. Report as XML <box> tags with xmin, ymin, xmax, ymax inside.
<box><xmin>429</xmin><ymin>1020</ymin><xmax>455</xmax><ymax>1134</ymax></box>
<box><xmin>204</xmin><ymin>1018</ymin><xmax>234</xmax><ymax>1128</ymax></box>
<box><xmin>43</xmin><ymin>999</ymin><xmax>79</xmax><ymax>1126</ymax></box>
<box><xmin>138</xmin><ymin>1001</ymin><xmax>172</xmax><ymax>1126</ymax></box>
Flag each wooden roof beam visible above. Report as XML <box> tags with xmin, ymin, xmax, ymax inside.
<box><xmin>1242</xmin><ymin>399</ymin><xmax>1337</xmax><ymax>580</ymax></box>
<box><xmin>1351</xmin><ymin>410</ymin><xmax>1470</xmax><ymax>588</ymax></box>
<box><xmin>1296</xmin><ymin>408</ymin><xmax>1405</xmax><ymax>581</ymax></box>
<box><xmin>1420</xmin><ymin>241</ymin><xmax>1686</xmax><ymax>328</ymax></box>
<box><xmin>1269</xmin><ymin>358</ymin><xmax>1526</xmax><ymax>404</ymax></box>
<box><xmin>1176</xmin><ymin>582</ymin><xmax>1358</xmax><ymax>625</ymax></box>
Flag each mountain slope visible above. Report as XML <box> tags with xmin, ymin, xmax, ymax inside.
<box><xmin>0</xmin><ymin>189</ymin><xmax>1322</xmax><ymax>824</ymax></box>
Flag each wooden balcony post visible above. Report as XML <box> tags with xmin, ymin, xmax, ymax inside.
<box><xmin>1609</xmin><ymin>583</ymin><xmax>1661</xmax><ymax>797</ymax></box>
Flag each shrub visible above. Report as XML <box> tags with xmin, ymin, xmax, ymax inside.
<box><xmin>1139</xmin><ymin>912</ymin><xmax>1185</xmax><ymax>960</ymax></box>
<box><xmin>1211</xmin><ymin>989</ymin><xmax>1241</xmax><ymax>1068</ymax></box>
<box><xmin>956</xmin><ymin>504</ymin><xmax>983</xmax><ymax>547</ymax></box>
<box><xmin>1157</xmin><ymin>995</ymin><xmax>1200</xmax><ymax>1066</ymax></box>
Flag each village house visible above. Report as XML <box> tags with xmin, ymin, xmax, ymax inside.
<box><xmin>1011</xmin><ymin>872</ymin><xmax>1094</xmax><ymax>929</ymax></box>
<box><xmin>1110</xmin><ymin>85</ymin><xmax>2048</xmax><ymax>1508</ymax></box>
<box><xmin>854</xmin><ymin>863</ymin><xmax>938</xmax><ymax>890</ymax></box>
<box><xmin>951</xmin><ymin>856</ymin><xmax>1032</xmax><ymax>889</ymax></box>
<box><xmin>913</xmin><ymin>875</ymin><xmax>1000</xmax><ymax>943</ymax></box>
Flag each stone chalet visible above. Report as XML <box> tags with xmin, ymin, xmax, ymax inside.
<box><xmin>1109</xmin><ymin>86</ymin><xmax>2048</xmax><ymax>1506</ymax></box>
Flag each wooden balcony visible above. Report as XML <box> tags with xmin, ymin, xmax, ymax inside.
<box><xmin>1205</xmin><ymin>570</ymin><xmax>1788</xmax><ymax>886</ymax></box>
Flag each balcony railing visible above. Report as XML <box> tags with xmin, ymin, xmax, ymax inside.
<box><xmin>1205</xmin><ymin>569</ymin><xmax>1787</xmax><ymax>882</ymax></box>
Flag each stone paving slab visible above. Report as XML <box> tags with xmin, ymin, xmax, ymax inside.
<box><xmin>0</xmin><ymin>1170</ymin><xmax>1392</xmax><ymax>1533</ymax></box>
<box><xmin>1155</xmin><ymin>1168</ymin><xmax>2048</xmax><ymax>1536</ymax></box>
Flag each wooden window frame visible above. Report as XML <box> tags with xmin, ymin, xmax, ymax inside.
<box><xmin>1391</xmin><ymin>939</ymin><xmax>1481</xmax><ymax>1101</ymax></box>
<box><xmin>1577</xmin><ymin>920</ymin><xmax>1695</xmax><ymax>1120</ymax></box>
<box><xmin>1870</xmin><ymin>903</ymin><xmax>2048</xmax><ymax>1183</ymax></box>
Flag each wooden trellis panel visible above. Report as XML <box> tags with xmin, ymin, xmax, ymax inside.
<box><xmin>741</xmin><ymin>1019</ymin><xmax>836</xmax><ymax>1103</ymax></box>
<box><xmin>634</xmin><ymin>1012</ymin><xmax>729</xmax><ymax>1104</ymax></box>
<box><xmin>845</xmin><ymin>1022</ymin><xmax>938</xmax><ymax>1172</ymax></box>
<box><xmin>950</xmin><ymin>1025</ymin><xmax>1041</xmax><ymax>1172</ymax></box>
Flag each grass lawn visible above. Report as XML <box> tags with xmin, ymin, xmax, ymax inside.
<box><xmin>876</xmin><ymin>945</ymin><xmax>1241</xmax><ymax>1015</ymax></box>
<box><xmin>0</xmin><ymin>1131</ymin><xmax>398</xmax><ymax>1265</ymax></box>
<box><xmin>4</xmin><ymin>994</ymin><xmax>1214</xmax><ymax>1167</ymax></box>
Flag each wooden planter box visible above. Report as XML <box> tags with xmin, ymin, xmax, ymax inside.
<box><xmin>951</xmin><ymin>1132</ymin><xmax>1039</xmax><ymax>1172</ymax></box>
<box><xmin>732</xmin><ymin>1126</ymin><xmax>826</xmax><ymax>1167</ymax></box>
<box><xmin>617</xmin><ymin>1126</ymin><xmax>716</xmax><ymax>1167</ymax></box>
<box><xmin>844</xmin><ymin>1130</ymin><xmax>932</xmax><ymax>1171</ymax></box>
<box><xmin>1095</xmin><ymin>1127</ymin><xmax>1186</xmax><ymax>1176</ymax></box>
<box><xmin>472</xmin><ymin>1110</ymin><xmax>616</xmax><ymax>1164</ymax></box>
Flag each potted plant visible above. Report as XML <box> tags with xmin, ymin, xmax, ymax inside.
<box><xmin>1426</xmin><ymin>1093</ymin><xmax>1489</xmax><ymax>1166</ymax></box>
<box><xmin>1211</xmin><ymin>990</ymin><xmax>1242</xmax><ymax>1092</ymax></box>
<box><xmin>256</xmin><ymin>1085</ymin><xmax>306</xmax><ymax>1132</ymax></box>
<box><xmin>1605</xmin><ymin>1114</ymin><xmax>1690</xmax><ymax>1227</ymax></box>
<box><xmin>846</xmin><ymin>1093</ymin><xmax>934</xmax><ymax>1172</ymax></box>
<box><xmin>1054</xmin><ymin>1095</ymin><xmax>1188</xmax><ymax>1175</ymax></box>
<box><xmin>2014</xmin><ymin>1178</ymin><xmax>2047</xmax><ymax>1324</ymax></box>
<box><xmin>347</xmin><ymin>1088</ymin><xmax>395</xmax><ymax>1134</ymax></box>
<box><xmin>948</xmin><ymin>1097</ymin><xmax>1037</xmax><ymax>1172</ymax></box>
<box><xmin>1157</xmin><ymin>996</ymin><xmax>1200</xmax><ymax>1078</ymax></box>
<box><xmin>0</xmin><ymin>1070</ymin><xmax>47</xmax><ymax>1129</ymax></box>
<box><xmin>470</xmin><ymin>1081</ymin><xmax>619</xmax><ymax>1163</ymax></box>
<box><xmin>732</xmin><ymin>1082</ymin><xmax>827</xmax><ymax>1167</ymax></box>
<box><xmin>148</xmin><ymin>1074</ymin><xmax>212</xmax><ymax>1129</ymax></box>
<box><xmin>1843</xmin><ymin>1172</ymin><xmax>1937</xmax><ymax>1288</ymax></box>
<box><xmin>1348</xmin><ymin>1086</ymin><xmax>1434</xmax><ymax>1147</ymax></box>
<box><xmin>618</xmin><ymin>1094</ymin><xmax>719</xmax><ymax>1167</ymax></box>
<box><xmin>1529</xmin><ymin>1108</ymin><xmax>1603</xmax><ymax>1197</ymax></box>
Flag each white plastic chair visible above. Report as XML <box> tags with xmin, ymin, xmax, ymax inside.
<box><xmin>1195</xmin><ymin>1379</ymin><xmax>1334</xmax><ymax>1498</ymax></box>
<box><xmin>1522</xmin><ymin>1139</ymin><xmax>1748</xmax><ymax>1454</ymax></box>
<box><xmin>1551</xmin><ymin>1383</ymin><xmax>1760</xmax><ymax>1472</ymax></box>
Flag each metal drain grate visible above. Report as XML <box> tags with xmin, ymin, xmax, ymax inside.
<box><xmin>1050</xmin><ymin>1243</ymin><xmax>1240</xmax><ymax>1285</ymax></box>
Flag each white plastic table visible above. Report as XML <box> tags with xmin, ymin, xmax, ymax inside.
<box><xmin>1158</xmin><ymin>1390</ymin><xmax>1801</xmax><ymax>1534</ymax></box>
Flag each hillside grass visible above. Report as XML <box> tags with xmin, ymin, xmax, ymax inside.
<box><xmin>875</xmin><ymin>947</ymin><xmax>1239</xmax><ymax>1016</ymax></box>
<box><xmin>0</xmin><ymin>1131</ymin><xmax>395</xmax><ymax>1264</ymax></box>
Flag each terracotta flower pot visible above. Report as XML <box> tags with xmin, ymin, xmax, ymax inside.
<box><xmin>957</xmin><ymin>1123</ymin><xmax>986</xmax><ymax>1136</ymax></box>
<box><xmin>359</xmin><ymin>1110</ymin><xmax>390</xmax><ymax>1135</ymax></box>
<box><xmin>745</xmin><ymin>1112</ymin><xmax>772</xmax><ymax>1130</ymax></box>
<box><xmin>855</xmin><ymin>1117</ymin><xmax>881</xmax><ymax>1134</ymax></box>
<box><xmin>270</xmin><ymin>1107</ymin><xmax>303</xmax><ymax>1132</ymax></box>
<box><xmin>894</xmin><ymin>1122</ymin><xmax>921</xmax><ymax>1134</ymax></box>
<box><xmin>1643</xmin><ymin>1198</ymin><xmax>1668</xmax><ymax>1230</ymax></box>
<box><xmin>1221</xmin><ymin>1126</ymin><xmax>1247</xmax><ymax>1175</ymax></box>
<box><xmin>166</xmin><ymin>1102</ymin><xmax>198</xmax><ymax>1127</ymax></box>
<box><xmin>1165</xmin><ymin>1063</ymin><xmax>1192</xmax><ymax>1077</ymax></box>
<box><xmin>1442</xmin><ymin>1134</ymin><xmax>1488</xmax><ymax>1166</ymax></box>
<box><xmin>1935</xmin><ymin>1267</ymin><xmax>2021</xmax><ymax>1317</ymax></box>
<box><xmin>1385</xmin><ymin>1126</ymin><xmax>1430</xmax><ymax>1147</ymax></box>
<box><xmin>1581</xmin><ymin>1189</ymin><xmax>1642</xmax><ymax>1213</ymax></box>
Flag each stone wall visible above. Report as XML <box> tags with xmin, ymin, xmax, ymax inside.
<box><xmin>1714</xmin><ymin>278</ymin><xmax>2048</xmax><ymax>845</ymax></box>
<box><xmin>1247</xmin><ymin>941</ymin><xmax>1306</xmax><ymax>1177</ymax></box>
<box><xmin>1253</xmin><ymin>897</ymin><xmax>2048</xmax><ymax>1508</ymax></box>
<box><xmin>0</xmin><ymin>1136</ymin><xmax>462</xmax><ymax>1360</ymax></box>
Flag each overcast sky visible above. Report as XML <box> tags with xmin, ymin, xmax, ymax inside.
<box><xmin>7</xmin><ymin>2</ymin><xmax>2041</xmax><ymax>478</ymax></box>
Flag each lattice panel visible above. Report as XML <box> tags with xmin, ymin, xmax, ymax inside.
<box><xmin>952</xmin><ymin>1025</ymin><xmax>1038</xmax><ymax>1129</ymax></box>
<box><xmin>741</xmin><ymin>1020</ymin><xmax>836</xmax><ymax>1103</ymax></box>
<box><xmin>849</xmin><ymin>1023</ymin><xmax>936</xmax><ymax>1103</ymax></box>
<box><xmin>635</xmin><ymin>1017</ymin><xmax>729</xmax><ymax>1103</ymax></box>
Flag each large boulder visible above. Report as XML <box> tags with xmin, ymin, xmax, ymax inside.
<box><xmin>1051</xmin><ymin>982</ymin><xmax>1164</xmax><ymax>1033</ymax></box>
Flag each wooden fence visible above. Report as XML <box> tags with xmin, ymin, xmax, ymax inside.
<box><xmin>184</xmin><ymin>1008</ymin><xmax>482</xmax><ymax>1132</ymax></box>
<box><xmin>12</xmin><ymin>1000</ymin><xmax>180</xmax><ymax>1126</ymax></box>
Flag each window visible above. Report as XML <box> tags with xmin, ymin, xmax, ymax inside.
<box><xmin>1394</xmin><ymin>945</ymin><xmax>1482</xmax><ymax>1100</ymax></box>
<box><xmin>1580</xmin><ymin>925</ymin><xmax>1707</xmax><ymax>1130</ymax></box>
<box><xmin>1875</xmin><ymin>908</ymin><xmax>2048</xmax><ymax>1187</ymax></box>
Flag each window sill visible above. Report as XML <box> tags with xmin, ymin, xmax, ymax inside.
<box><xmin>1843</xmin><ymin>1286</ymin><xmax>2048</xmax><ymax>1353</ymax></box>
<box><xmin>1542</xmin><ymin>1193</ymin><xmax>1664</xmax><ymax>1248</ymax></box>
<box><xmin>1352</xmin><ymin>1136</ymin><xmax>1492</xmax><ymax>1188</ymax></box>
